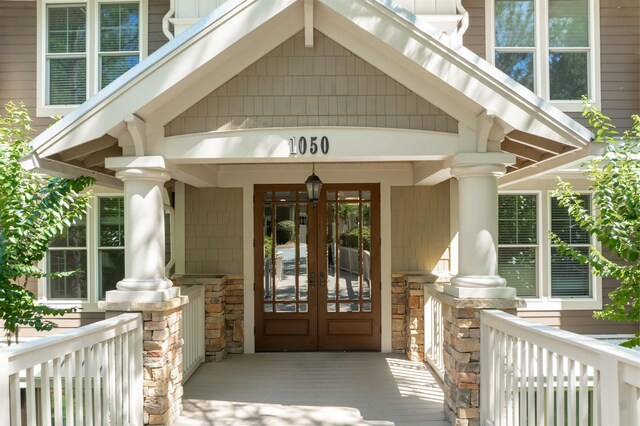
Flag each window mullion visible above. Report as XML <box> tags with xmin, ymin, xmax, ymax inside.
<box><xmin>537</xmin><ymin>0</ymin><xmax>548</xmax><ymax>99</ymax></box>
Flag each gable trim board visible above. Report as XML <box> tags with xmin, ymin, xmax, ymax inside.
<box><xmin>28</xmin><ymin>0</ymin><xmax>591</xmax><ymax>174</ymax></box>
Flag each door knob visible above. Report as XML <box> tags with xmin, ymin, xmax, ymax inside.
<box><xmin>309</xmin><ymin>272</ymin><xmax>315</xmax><ymax>288</ymax></box>
<box><xmin>320</xmin><ymin>271</ymin><xmax>326</xmax><ymax>287</ymax></box>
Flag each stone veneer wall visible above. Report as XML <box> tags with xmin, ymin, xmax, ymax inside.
<box><xmin>175</xmin><ymin>274</ymin><xmax>244</xmax><ymax>362</ymax></box>
<box><xmin>391</xmin><ymin>273</ymin><xmax>439</xmax><ymax>361</ymax></box>
<box><xmin>423</xmin><ymin>285</ymin><xmax>523</xmax><ymax>426</ymax></box>
<box><xmin>142</xmin><ymin>308</ymin><xmax>184</xmax><ymax>425</ymax></box>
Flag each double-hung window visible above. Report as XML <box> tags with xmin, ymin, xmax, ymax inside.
<box><xmin>47</xmin><ymin>214</ymin><xmax>88</xmax><ymax>299</ymax></box>
<box><xmin>498</xmin><ymin>194</ymin><xmax>538</xmax><ymax>297</ymax></box>
<box><xmin>550</xmin><ymin>194</ymin><xmax>592</xmax><ymax>297</ymax></box>
<box><xmin>44</xmin><ymin>195</ymin><xmax>125</xmax><ymax>306</ymax></box>
<box><xmin>39</xmin><ymin>0</ymin><xmax>146</xmax><ymax>116</ymax></box>
<box><xmin>489</xmin><ymin>0</ymin><xmax>599</xmax><ymax>111</ymax></box>
<box><xmin>498</xmin><ymin>192</ymin><xmax>598</xmax><ymax>308</ymax></box>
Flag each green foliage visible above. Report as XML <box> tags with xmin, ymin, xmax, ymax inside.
<box><xmin>551</xmin><ymin>98</ymin><xmax>640</xmax><ymax>348</ymax></box>
<box><xmin>275</xmin><ymin>220</ymin><xmax>295</xmax><ymax>245</ymax></box>
<box><xmin>263</xmin><ymin>234</ymin><xmax>272</xmax><ymax>258</ymax></box>
<box><xmin>0</xmin><ymin>102</ymin><xmax>95</xmax><ymax>345</ymax></box>
<box><xmin>340</xmin><ymin>226</ymin><xmax>371</xmax><ymax>251</ymax></box>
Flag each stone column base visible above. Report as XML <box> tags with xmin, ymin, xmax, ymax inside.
<box><xmin>100</xmin><ymin>296</ymin><xmax>188</xmax><ymax>425</ymax></box>
<box><xmin>423</xmin><ymin>286</ymin><xmax>524</xmax><ymax>426</ymax></box>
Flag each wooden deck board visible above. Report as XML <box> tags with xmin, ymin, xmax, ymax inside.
<box><xmin>176</xmin><ymin>353</ymin><xmax>449</xmax><ymax>425</ymax></box>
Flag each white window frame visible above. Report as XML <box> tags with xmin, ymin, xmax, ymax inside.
<box><xmin>39</xmin><ymin>192</ymin><xmax>124</xmax><ymax>311</ymax></box>
<box><xmin>36</xmin><ymin>0</ymin><xmax>148</xmax><ymax>117</ymax></box>
<box><xmin>498</xmin><ymin>190</ymin><xmax>602</xmax><ymax>310</ymax></box>
<box><xmin>486</xmin><ymin>0</ymin><xmax>601</xmax><ymax>112</ymax></box>
<box><xmin>498</xmin><ymin>191</ymin><xmax>543</xmax><ymax>299</ymax></box>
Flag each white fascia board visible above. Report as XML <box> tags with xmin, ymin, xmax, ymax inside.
<box><xmin>20</xmin><ymin>153</ymin><xmax>123</xmax><ymax>189</ymax></box>
<box><xmin>318</xmin><ymin>0</ymin><xmax>592</xmax><ymax>148</ymax></box>
<box><xmin>31</xmin><ymin>0</ymin><xmax>299</xmax><ymax>158</ymax></box>
<box><xmin>158</xmin><ymin>127</ymin><xmax>459</xmax><ymax>163</ymax></box>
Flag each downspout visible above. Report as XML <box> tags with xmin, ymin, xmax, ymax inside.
<box><xmin>162</xmin><ymin>0</ymin><xmax>176</xmax><ymax>40</ymax></box>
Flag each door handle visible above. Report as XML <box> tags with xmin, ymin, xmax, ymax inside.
<box><xmin>320</xmin><ymin>271</ymin><xmax>326</xmax><ymax>287</ymax></box>
<box><xmin>309</xmin><ymin>272</ymin><xmax>315</xmax><ymax>288</ymax></box>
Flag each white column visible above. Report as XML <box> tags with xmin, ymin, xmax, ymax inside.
<box><xmin>447</xmin><ymin>162</ymin><xmax>515</xmax><ymax>299</ymax></box>
<box><xmin>105</xmin><ymin>161</ymin><xmax>179</xmax><ymax>302</ymax></box>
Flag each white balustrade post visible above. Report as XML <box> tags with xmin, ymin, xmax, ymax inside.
<box><xmin>104</xmin><ymin>157</ymin><xmax>178</xmax><ymax>302</ymax></box>
<box><xmin>447</xmin><ymin>155</ymin><xmax>515</xmax><ymax>299</ymax></box>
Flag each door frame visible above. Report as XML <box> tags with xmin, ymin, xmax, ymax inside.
<box><xmin>254</xmin><ymin>183</ymin><xmax>381</xmax><ymax>351</ymax></box>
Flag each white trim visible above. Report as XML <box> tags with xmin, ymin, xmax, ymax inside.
<box><xmin>160</xmin><ymin>127</ymin><xmax>459</xmax><ymax>164</ymax></box>
<box><xmin>499</xmin><ymin>188</ymin><xmax>602</xmax><ymax>311</ymax></box>
<box><xmin>36</xmin><ymin>0</ymin><xmax>148</xmax><ymax>117</ymax></box>
<box><xmin>235</xmin><ymin>164</ymin><xmax>408</xmax><ymax>353</ymax></box>
<box><xmin>31</xmin><ymin>0</ymin><xmax>592</xmax><ymax>164</ymax></box>
<box><xmin>174</xmin><ymin>181</ymin><xmax>186</xmax><ymax>274</ymax></box>
<box><xmin>485</xmin><ymin>0</ymin><xmax>601</xmax><ymax>111</ymax></box>
<box><xmin>39</xmin><ymin>190</ymin><xmax>126</xmax><ymax>312</ymax></box>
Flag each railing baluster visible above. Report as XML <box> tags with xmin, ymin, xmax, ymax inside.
<box><xmin>568</xmin><ymin>359</ymin><xmax>576</xmax><ymax>426</ymax></box>
<box><xmin>41</xmin><ymin>361</ymin><xmax>52</xmax><ymax>426</ymax></box>
<box><xmin>536</xmin><ymin>346</ymin><xmax>543</xmax><ymax>425</ymax></box>
<box><xmin>65</xmin><ymin>353</ymin><xmax>74</xmax><ymax>426</ymax></box>
<box><xmin>496</xmin><ymin>331</ymin><xmax>505</xmax><ymax>425</ymax></box>
<box><xmin>26</xmin><ymin>367</ymin><xmax>37</xmax><ymax>426</ymax></box>
<box><xmin>527</xmin><ymin>342</ymin><xmax>535</xmax><ymax>426</ymax></box>
<box><xmin>9</xmin><ymin>373</ymin><xmax>21</xmax><ymax>426</ymax></box>
<box><xmin>510</xmin><ymin>336</ymin><xmax>518</xmax><ymax>424</ymax></box>
<box><xmin>122</xmin><ymin>334</ymin><xmax>130</xmax><ymax>423</ymax></box>
<box><xmin>557</xmin><ymin>355</ymin><xmax>565</xmax><ymax>426</ymax></box>
<box><xmin>545</xmin><ymin>350</ymin><xmax>554</xmax><ymax>426</ymax></box>
<box><xmin>53</xmin><ymin>357</ymin><xmax>63</xmax><ymax>425</ymax></box>
<box><xmin>84</xmin><ymin>346</ymin><xmax>93</xmax><ymax>426</ymax></box>
<box><xmin>579</xmin><ymin>363</ymin><xmax>588</xmax><ymax>425</ymax></box>
<box><xmin>74</xmin><ymin>350</ymin><xmax>83</xmax><ymax>426</ymax></box>
<box><xmin>93</xmin><ymin>343</ymin><xmax>102</xmax><ymax>426</ymax></box>
<box><xmin>104</xmin><ymin>339</ymin><xmax>112</xmax><ymax>426</ymax></box>
<box><xmin>519</xmin><ymin>338</ymin><xmax>526</xmax><ymax>425</ymax></box>
<box><xmin>592</xmin><ymin>369</ymin><xmax>600</xmax><ymax>426</ymax></box>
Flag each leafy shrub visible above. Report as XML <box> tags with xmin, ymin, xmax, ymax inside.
<box><xmin>276</xmin><ymin>220</ymin><xmax>295</xmax><ymax>245</ymax></box>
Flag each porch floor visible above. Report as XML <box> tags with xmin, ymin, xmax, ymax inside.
<box><xmin>176</xmin><ymin>353</ymin><xmax>449</xmax><ymax>425</ymax></box>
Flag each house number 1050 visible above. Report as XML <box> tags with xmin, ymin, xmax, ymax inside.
<box><xmin>289</xmin><ymin>136</ymin><xmax>330</xmax><ymax>155</ymax></box>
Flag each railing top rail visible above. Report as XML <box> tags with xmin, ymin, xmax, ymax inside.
<box><xmin>482</xmin><ymin>310</ymin><xmax>640</xmax><ymax>367</ymax></box>
<box><xmin>181</xmin><ymin>285</ymin><xmax>205</xmax><ymax>298</ymax></box>
<box><xmin>0</xmin><ymin>313</ymin><xmax>142</xmax><ymax>374</ymax></box>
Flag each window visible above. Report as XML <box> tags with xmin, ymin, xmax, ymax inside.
<box><xmin>47</xmin><ymin>214</ymin><xmax>88</xmax><ymax>299</ymax></box>
<box><xmin>44</xmin><ymin>195</ymin><xmax>125</xmax><ymax>306</ymax></box>
<box><xmin>550</xmin><ymin>194</ymin><xmax>591</xmax><ymax>297</ymax></box>
<box><xmin>498</xmin><ymin>191</ymin><xmax>598</xmax><ymax>309</ymax></box>
<box><xmin>39</xmin><ymin>1</ymin><xmax>146</xmax><ymax>116</ymax></box>
<box><xmin>98</xmin><ymin>197</ymin><xmax>125</xmax><ymax>300</ymax></box>
<box><xmin>489</xmin><ymin>0</ymin><xmax>599</xmax><ymax>111</ymax></box>
<box><xmin>498</xmin><ymin>194</ymin><xmax>538</xmax><ymax>297</ymax></box>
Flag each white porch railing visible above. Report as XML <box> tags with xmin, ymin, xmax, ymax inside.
<box><xmin>424</xmin><ymin>287</ymin><xmax>444</xmax><ymax>380</ymax></box>
<box><xmin>181</xmin><ymin>285</ymin><xmax>205</xmax><ymax>384</ymax></box>
<box><xmin>0</xmin><ymin>313</ymin><xmax>143</xmax><ymax>426</ymax></box>
<box><xmin>481</xmin><ymin>310</ymin><xmax>640</xmax><ymax>426</ymax></box>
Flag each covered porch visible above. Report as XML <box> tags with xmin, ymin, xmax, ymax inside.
<box><xmin>176</xmin><ymin>352</ymin><xmax>448</xmax><ymax>426</ymax></box>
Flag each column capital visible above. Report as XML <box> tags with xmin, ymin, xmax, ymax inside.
<box><xmin>115</xmin><ymin>168</ymin><xmax>172</xmax><ymax>183</ymax></box>
<box><xmin>450</xmin><ymin>163</ymin><xmax>506</xmax><ymax>179</ymax></box>
<box><xmin>450</xmin><ymin>152</ymin><xmax>515</xmax><ymax>179</ymax></box>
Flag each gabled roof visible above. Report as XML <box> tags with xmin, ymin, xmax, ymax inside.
<box><xmin>30</xmin><ymin>0</ymin><xmax>592</xmax><ymax>168</ymax></box>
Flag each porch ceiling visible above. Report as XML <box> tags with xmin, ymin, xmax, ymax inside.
<box><xmin>26</xmin><ymin>0</ymin><xmax>593</xmax><ymax>186</ymax></box>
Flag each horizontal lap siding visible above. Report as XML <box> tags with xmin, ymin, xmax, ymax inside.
<box><xmin>0</xmin><ymin>0</ymin><xmax>170</xmax><ymax>136</ymax></box>
<box><xmin>519</xmin><ymin>277</ymin><xmax>640</xmax><ymax>335</ymax></box>
<box><xmin>0</xmin><ymin>0</ymin><xmax>53</xmax><ymax>133</ymax></box>
<box><xmin>462</xmin><ymin>0</ymin><xmax>486</xmax><ymax>59</ymax></box>
<box><xmin>1</xmin><ymin>312</ymin><xmax>106</xmax><ymax>340</ymax></box>
<box><xmin>598</xmin><ymin>0</ymin><xmax>639</xmax><ymax>130</ymax></box>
